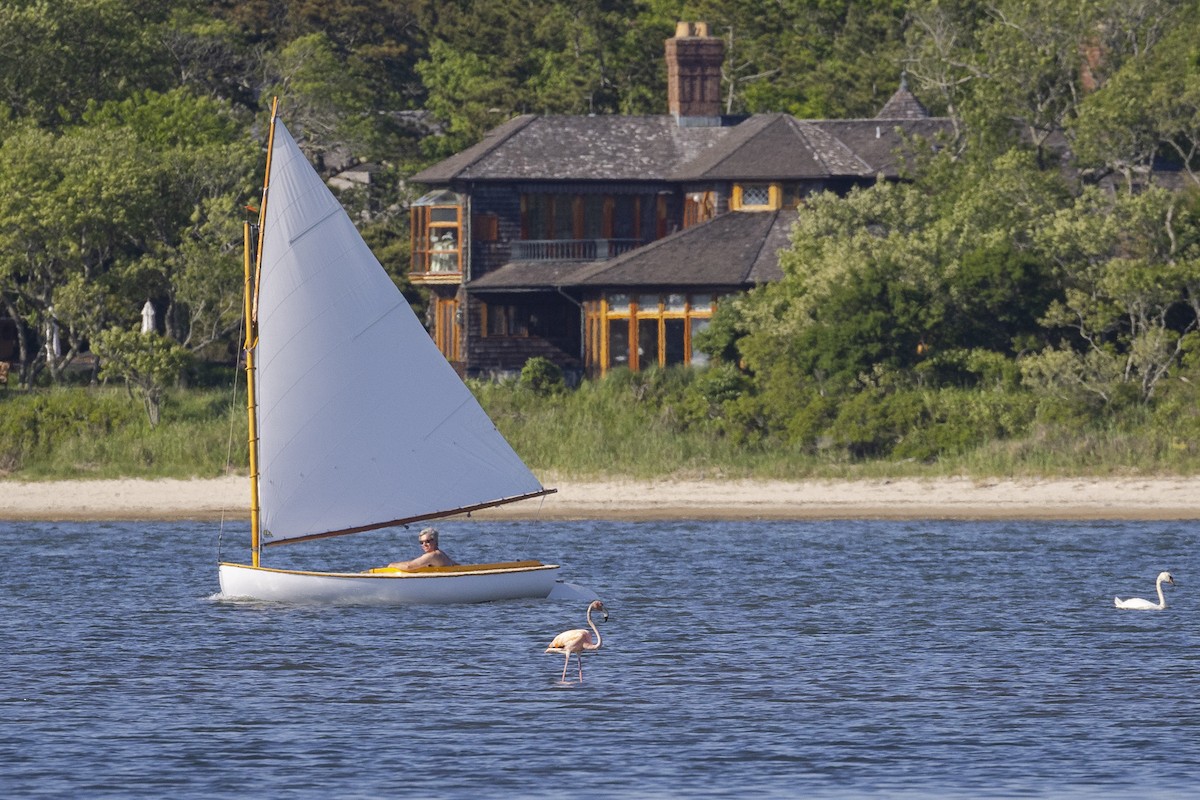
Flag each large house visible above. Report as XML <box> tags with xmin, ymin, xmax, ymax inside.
<box><xmin>409</xmin><ymin>22</ymin><xmax>950</xmax><ymax>381</ymax></box>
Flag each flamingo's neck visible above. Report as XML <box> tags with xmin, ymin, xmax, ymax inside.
<box><xmin>587</xmin><ymin>608</ymin><xmax>602</xmax><ymax>650</ymax></box>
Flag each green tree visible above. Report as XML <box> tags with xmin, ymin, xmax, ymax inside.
<box><xmin>1025</xmin><ymin>187</ymin><xmax>1200</xmax><ymax>404</ymax></box>
<box><xmin>263</xmin><ymin>33</ymin><xmax>377</xmax><ymax>163</ymax></box>
<box><xmin>93</xmin><ymin>327</ymin><xmax>193</xmax><ymax>426</ymax></box>
<box><xmin>79</xmin><ymin>89</ymin><xmax>257</xmax><ymax>357</ymax></box>
<box><xmin>416</xmin><ymin>38</ymin><xmax>520</xmax><ymax>156</ymax></box>
<box><xmin>686</xmin><ymin>0</ymin><xmax>911</xmax><ymax>118</ymax></box>
<box><xmin>907</xmin><ymin>0</ymin><xmax>1190</xmax><ymax>167</ymax></box>
<box><xmin>0</xmin><ymin>0</ymin><xmax>176</xmax><ymax>128</ymax></box>
<box><xmin>0</xmin><ymin>90</ymin><xmax>256</xmax><ymax>385</ymax></box>
<box><xmin>415</xmin><ymin>1</ymin><xmax>654</xmax><ymax>153</ymax></box>
<box><xmin>1071</xmin><ymin>3</ymin><xmax>1200</xmax><ymax>188</ymax></box>
<box><xmin>0</xmin><ymin>122</ymin><xmax>159</xmax><ymax>385</ymax></box>
<box><xmin>208</xmin><ymin>0</ymin><xmax>429</xmax><ymax>115</ymax></box>
<box><xmin>721</xmin><ymin>147</ymin><xmax>1068</xmax><ymax>429</ymax></box>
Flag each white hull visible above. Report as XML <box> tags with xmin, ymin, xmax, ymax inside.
<box><xmin>218</xmin><ymin>562</ymin><xmax>560</xmax><ymax>605</ymax></box>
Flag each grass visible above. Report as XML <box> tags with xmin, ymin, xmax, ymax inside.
<box><xmin>0</xmin><ymin>386</ymin><xmax>247</xmax><ymax>480</ymax></box>
<box><xmin>4</xmin><ymin>378</ymin><xmax>1200</xmax><ymax>481</ymax></box>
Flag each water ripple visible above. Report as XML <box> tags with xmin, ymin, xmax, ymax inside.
<box><xmin>1</xmin><ymin>518</ymin><xmax>1198</xmax><ymax>798</ymax></box>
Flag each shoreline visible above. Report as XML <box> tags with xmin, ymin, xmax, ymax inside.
<box><xmin>3</xmin><ymin>475</ymin><xmax>1200</xmax><ymax>522</ymax></box>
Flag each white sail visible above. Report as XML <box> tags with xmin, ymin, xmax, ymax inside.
<box><xmin>254</xmin><ymin>121</ymin><xmax>546</xmax><ymax>544</ymax></box>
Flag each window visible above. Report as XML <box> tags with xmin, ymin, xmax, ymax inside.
<box><xmin>583</xmin><ymin>196</ymin><xmax>605</xmax><ymax>238</ymax></box>
<box><xmin>520</xmin><ymin>193</ymin><xmax>642</xmax><ymax>242</ymax></box>
<box><xmin>482</xmin><ymin>302</ymin><xmax>557</xmax><ymax>338</ymax></box>
<box><xmin>741</xmin><ymin>184</ymin><xmax>771</xmax><ymax>207</ymax></box>
<box><xmin>612</xmin><ymin>196</ymin><xmax>640</xmax><ymax>240</ymax></box>
<box><xmin>589</xmin><ymin>292</ymin><xmax>718</xmax><ymax>374</ymax></box>
<box><xmin>732</xmin><ymin>183</ymin><xmax>811</xmax><ymax>211</ymax></box>
<box><xmin>484</xmin><ymin>304</ymin><xmax>530</xmax><ymax>337</ymax></box>
<box><xmin>733</xmin><ymin>183</ymin><xmax>779</xmax><ymax>211</ymax></box>
<box><xmin>609</xmin><ymin>319</ymin><xmax>630</xmax><ymax>367</ymax></box>
<box><xmin>689</xmin><ymin>318</ymin><xmax>711</xmax><ymax>367</ymax></box>
<box><xmin>781</xmin><ymin>183</ymin><xmax>809</xmax><ymax>209</ymax></box>
<box><xmin>683</xmin><ymin>191</ymin><xmax>715</xmax><ymax>228</ymax></box>
<box><xmin>473</xmin><ymin>212</ymin><xmax>499</xmax><ymax>242</ymax></box>
<box><xmin>411</xmin><ymin>190</ymin><xmax>463</xmax><ymax>274</ymax></box>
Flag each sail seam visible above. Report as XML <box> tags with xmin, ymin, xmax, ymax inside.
<box><xmin>287</xmin><ymin>206</ymin><xmax>341</xmax><ymax>246</ymax></box>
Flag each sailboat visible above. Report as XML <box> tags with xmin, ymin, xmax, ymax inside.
<box><xmin>218</xmin><ymin>104</ymin><xmax>560</xmax><ymax>604</ymax></box>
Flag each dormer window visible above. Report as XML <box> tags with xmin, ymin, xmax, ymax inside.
<box><xmin>732</xmin><ymin>182</ymin><xmax>810</xmax><ymax>211</ymax></box>
<box><xmin>732</xmin><ymin>183</ymin><xmax>777</xmax><ymax>210</ymax></box>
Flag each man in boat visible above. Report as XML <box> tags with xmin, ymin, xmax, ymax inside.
<box><xmin>387</xmin><ymin>527</ymin><xmax>457</xmax><ymax>569</ymax></box>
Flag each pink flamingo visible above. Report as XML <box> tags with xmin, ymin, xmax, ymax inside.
<box><xmin>545</xmin><ymin>600</ymin><xmax>608</xmax><ymax>683</ymax></box>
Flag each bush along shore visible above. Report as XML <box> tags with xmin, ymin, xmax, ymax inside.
<box><xmin>4</xmin><ymin>362</ymin><xmax>1200</xmax><ymax>482</ymax></box>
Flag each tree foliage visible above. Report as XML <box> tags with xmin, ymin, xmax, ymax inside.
<box><xmin>2</xmin><ymin>0</ymin><xmax>1200</xmax><ymax>467</ymax></box>
<box><xmin>93</xmin><ymin>328</ymin><xmax>193</xmax><ymax>426</ymax></box>
<box><xmin>0</xmin><ymin>0</ymin><xmax>176</xmax><ymax>128</ymax></box>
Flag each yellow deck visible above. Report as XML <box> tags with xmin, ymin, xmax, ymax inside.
<box><xmin>365</xmin><ymin>560</ymin><xmax>547</xmax><ymax>575</ymax></box>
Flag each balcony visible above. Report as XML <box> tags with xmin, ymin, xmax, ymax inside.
<box><xmin>510</xmin><ymin>239</ymin><xmax>641</xmax><ymax>262</ymax></box>
<box><xmin>408</xmin><ymin>254</ymin><xmax>462</xmax><ymax>285</ymax></box>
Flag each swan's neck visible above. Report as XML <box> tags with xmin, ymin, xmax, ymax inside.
<box><xmin>586</xmin><ymin>608</ymin><xmax>602</xmax><ymax>650</ymax></box>
<box><xmin>1157</xmin><ymin>578</ymin><xmax>1167</xmax><ymax>608</ymax></box>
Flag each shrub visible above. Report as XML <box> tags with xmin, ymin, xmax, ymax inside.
<box><xmin>519</xmin><ymin>356</ymin><xmax>565</xmax><ymax>396</ymax></box>
<box><xmin>827</xmin><ymin>388</ymin><xmax>927</xmax><ymax>459</ymax></box>
<box><xmin>0</xmin><ymin>389</ymin><xmax>141</xmax><ymax>473</ymax></box>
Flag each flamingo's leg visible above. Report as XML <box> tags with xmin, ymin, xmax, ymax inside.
<box><xmin>577</xmin><ymin>654</ymin><xmax>584</xmax><ymax>683</ymax></box>
<box><xmin>561</xmin><ymin>652</ymin><xmax>570</xmax><ymax>682</ymax></box>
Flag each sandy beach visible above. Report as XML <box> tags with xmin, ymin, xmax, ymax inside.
<box><xmin>2</xmin><ymin>474</ymin><xmax>1200</xmax><ymax>521</ymax></box>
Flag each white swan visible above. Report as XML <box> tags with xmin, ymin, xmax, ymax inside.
<box><xmin>1114</xmin><ymin>571</ymin><xmax>1176</xmax><ymax>610</ymax></box>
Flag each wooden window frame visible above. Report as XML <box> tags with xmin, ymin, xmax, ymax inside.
<box><xmin>683</xmin><ymin>191</ymin><xmax>715</xmax><ymax>228</ymax></box>
<box><xmin>411</xmin><ymin>199</ymin><xmax>463</xmax><ymax>275</ymax></box>
<box><xmin>731</xmin><ymin>183</ymin><xmax>780</xmax><ymax>211</ymax></box>
<box><xmin>519</xmin><ymin>192</ymin><xmax>644</xmax><ymax>242</ymax></box>
<box><xmin>586</xmin><ymin>292</ymin><xmax>719</xmax><ymax>375</ymax></box>
<box><xmin>481</xmin><ymin>302</ymin><xmax>533</xmax><ymax>338</ymax></box>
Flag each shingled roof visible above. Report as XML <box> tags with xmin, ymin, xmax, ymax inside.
<box><xmin>467</xmin><ymin>210</ymin><xmax>796</xmax><ymax>291</ymax></box>
<box><xmin>412</xmin><ymin>79</ymin><xmax>949</xmax><ymax>184</ymax></box>
<box><xmin>875</xmin><ymin>75</ymin><xmax>930</xmax><ymax>120</ymax></box>
<box><xmin>412</xmin><ymin>115</ymin><xmax>730</xmax><ymax>182</ymax></box>
<box><xmin>673</xmin><ymin>115</ymin><xmax>872</xmax><ymax>180</ymax></box>
<box><xmin>467</xmin><ymin>259</ymin><xmax>594</xmax><ymax>291</ymax></box>
<box><xmin>571</xmin><ymin>210</ymin><xmax>794</xmax><ymax>287</ymax></box>
<box><xmin>815</xmin><ymin>118</ymin><xmax>949</xmax><ymax>177</ymax></box>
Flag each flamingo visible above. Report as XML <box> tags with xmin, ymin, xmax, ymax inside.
<box><xmin>1114</xmin><ymin>571</ymin><xmax>1176</xmax><ymax>610</ymax></box>
<box><xmin>545</xmin><ymin>600</ymin><xmax>608</xmax><ymax>683</ymax></box>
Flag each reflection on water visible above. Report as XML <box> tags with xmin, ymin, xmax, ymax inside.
<box><xmin>2</xmin><ymin>517</ymin><xmax>1198</xmax><ymax>798</ymax></box>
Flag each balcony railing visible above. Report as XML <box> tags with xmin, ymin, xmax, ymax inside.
<box><xmin>510</xmin><ymin>239</ymin><xmax>641</xmax><ymax>262</ymax></box>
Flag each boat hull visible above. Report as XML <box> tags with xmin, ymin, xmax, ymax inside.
<box><xmin>218</xmin><ymin>562</ymin><xmax>560</xmax><ymax>605</ymax></box>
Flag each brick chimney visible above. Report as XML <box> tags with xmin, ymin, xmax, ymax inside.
<box><xmin>665</xmin><ymin>21</ymin><xmax>724</xmax><ymax>125</ymax></box>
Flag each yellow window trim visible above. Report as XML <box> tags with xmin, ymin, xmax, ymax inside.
<box><xmin>732</xmin><ymin>182</ymin><xmax>780</xmax><ymax>211</ymax></box>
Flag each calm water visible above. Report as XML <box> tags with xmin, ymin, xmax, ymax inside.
<box><xmin>1</xmin><ymin>516</ymin><xmax>1198</xmax><ymax>798</ymax></box>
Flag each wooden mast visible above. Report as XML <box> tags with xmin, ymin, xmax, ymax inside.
<box><xmin>245</xmin><ymin>98</ymin><xmax>279</xmax><ymax>567</ymax></box>
<box><xmin>242</xmin><ymin>222</ymin><xmax>261</xmax><ymax>567</ymax></box>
